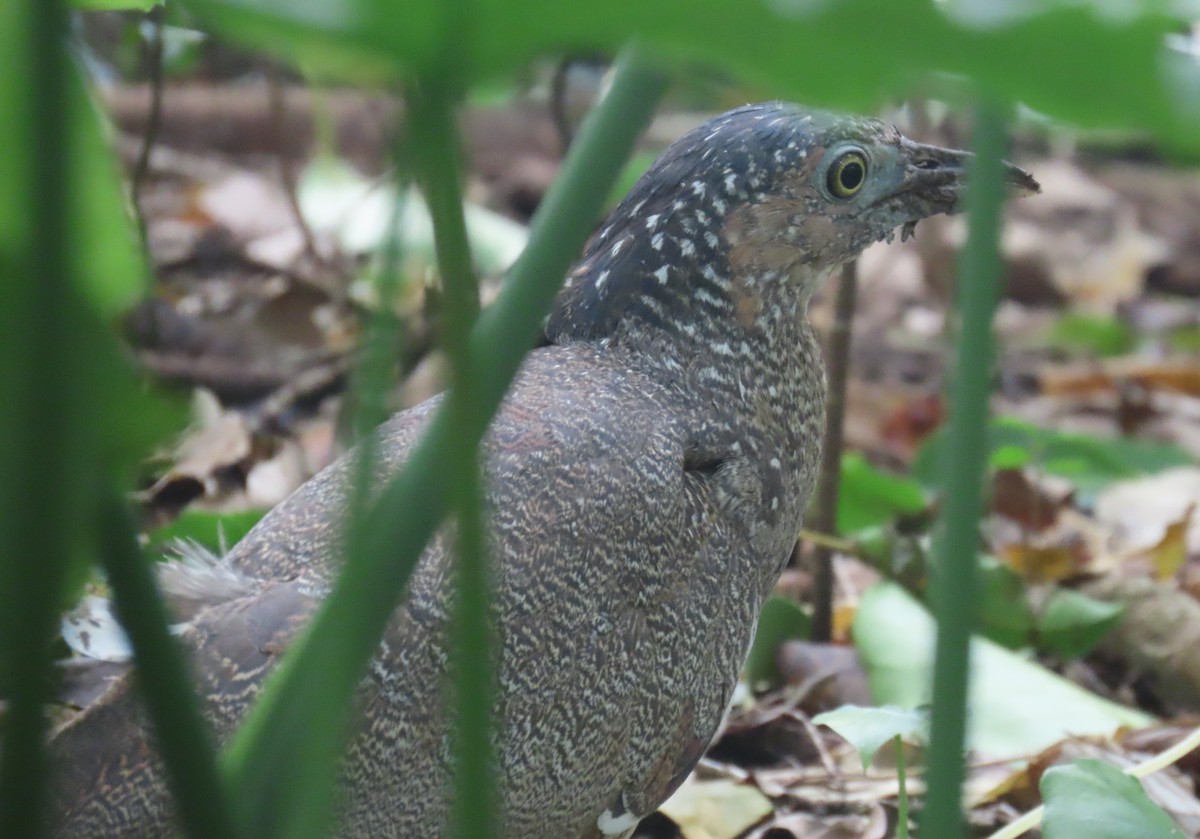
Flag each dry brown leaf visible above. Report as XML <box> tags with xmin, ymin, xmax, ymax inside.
<box><xmin>742</xmin><ymin>804</ymin><xmax>888</xmax><ymax>839</ymax></box>
<box><xmin>1040</xmin><ymin>358</ymin><xmax>1200</xmax><ymax>400</ymax></box>
<box><xmin>1122</xmin><ymin>504</ymin><xmax>1195</xmax><ymax>582</ymax></box>
<box><xmin>145</xmin><ymin>391</ymin><xmax>254</xmax><ymax>513</ymax></box>
<box><xmin>1000</xmin><ymin>160</ymin><xmax>1168</xmax><ymax>312</ymax></box>
<box><xmin>879</xmin><ymin>394</ymin><xmax>943</xmax><ymax>462</ymax></box>
<box><xmin>1096</xmin><ymin>468</ymin><xmax>1200</xmax><ymax>560</ymax></box>
<box><xmin>657</xmin><ymin>777</ymin><xmax>772</xmax><ymax>839</ymax></box>
<box><xmin>774</xmin><ymin>641</ymin><xmax>872</xmax><ymax>713</ymax></box>
<box><xmin>832</xmin><ymin>602</ymin><xmax>858</xmax><ymax>645</ymax></box>
<box><xmin>998</xmin><ymin>540</ymin><xmax>1088</xmax><ymax>584</ymax></box>
<box><xmin>991</xmin><ymin>468</ymin><xmax>1074</xmax><ymax>533</ymax></box>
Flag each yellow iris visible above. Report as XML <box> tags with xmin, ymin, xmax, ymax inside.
<box><xmin>827</xmin><ymin>151</ymin><xmax>867</xmax><ymax>198</ymax></box>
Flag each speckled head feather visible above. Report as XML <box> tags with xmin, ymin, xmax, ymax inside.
<box><xmin>547</xmin><ymin>102</ymin><xmax>1038</xmax><ymax>348</ymax></box>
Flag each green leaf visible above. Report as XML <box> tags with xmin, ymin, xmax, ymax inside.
<box><xmin>147</xmin><ymin>509</ymin><xmax>268</xmax><ymax>555</ymax></box>
<box><xmin>71</xmin><ymin>0</ymin><xmax>159</xmax><ymax>9</ymax></box>
<box><xmin>1037</xmin><ymin>588</ymin><xmax>1124</xmax><ymax>659</ymax></box>
<box><xmin>813</xmin><ymin>704</ymin><xmax>927</xmax><ymax>771</ymax></box>
<box><xmin>977</xmin><ymin>555</ymin><xmax>1035</xmax><ymax>649</ymax></box>
<box><xmin>990</xmin><ymin>444</ymin><xmax>1032</xmax><ymax>471</ymax></box>
<box><xmin>178</xmin><ymin>0</ymin><xmax>1200</xmax><ymax>150</ymax></box>
<box><xmin>1042</xmin><ymin>759</ymin><xmax>1185</xmax><ymax>839</ymax></box>
<box><xmin>837</xmin><ymin>453</ymin><xmax>927</xmax><ymax>535</ymax></box>
<box><xmin>853</xmin><ymin>583</ymin><xmax>1150</xmax><ymax>760</ymax></box>
<box><xmin>1049</xmin><ymin>313</ymin><xmax>1135</xmax><ymax>357</ymax></box>
<box><xmin>743</xmin><ymin>596</ymin><xmax>811</xmax><ymax>689</ymax></box>
<box><xmin>0</xmin><ymin>52</ymin><xmax>146</xmax><ymax>319</ymax></box>
<box><xmin>914</xmin><ymin>417</ymin><xmax>1194</xmax><ymax>493</ymax></box>
<box><xmin>1168</xmin><ymin>324</ymin><xmax>1200</xmax><ymax>353</ymax></box>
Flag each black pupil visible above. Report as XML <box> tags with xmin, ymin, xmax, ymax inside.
<box><xmin>839</xmin><ymin>159</ymin><xmax>864</xmax><ymax>191</ymax></box>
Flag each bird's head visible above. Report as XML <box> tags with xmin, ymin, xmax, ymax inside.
<box><xmin>719</xmin><ymin>107</ymin><xmax>1040</xmax><ymax>276</ymax></box>
<box><xmin>547</xmin><ymin>103</ymin><xmax>1039</xmax><ymax>344</ymax></box>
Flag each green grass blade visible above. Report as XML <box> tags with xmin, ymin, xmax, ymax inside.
<box><xmin>920</xmin><ymin>99</ymin><xmax>1009</xmax><ymax>839</ymax></box>
<box><xmin>0</xmin><ymin>2</ymin><xmax>76</xmax><ymax>834</ymax></box>
<box><xmin>405</xmin><ymin>81</ymin><xmax>495</xmax><ymax>838</ymax></box>
<box><xmin>96</xmin><ymin>493</ymin><xmax>240</xmax><ymax>839</ymax></box>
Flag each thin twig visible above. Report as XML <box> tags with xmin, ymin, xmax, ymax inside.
<box><xmin>267</xmin><ymin>65</ymin><xmax>322</xmax><ymax>264</ymax></box>
<box><xmin>131</xmin><ymin>2</ymin><xmax>165</xmax><ymax>248</ymax></box>
<box><xmin>549</xmin><ymin>56</ymin><xmax>575</xmax><ymax>154</ymax></box>
<box><xmin>806</xmin><ymin>259</ymin><xmax>859</xmax><ymax>642</ymax></box>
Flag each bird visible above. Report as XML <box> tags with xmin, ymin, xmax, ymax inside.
<box><xmin>44</xmin><ymin>102</ymin><xmax>1038</xmax><ymax>838</ymax></box>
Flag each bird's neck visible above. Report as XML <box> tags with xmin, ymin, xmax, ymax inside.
<box><xmin>546</xmin><ymin>209</ymin><xmax>831</xmax><ymax>467</ymax></box>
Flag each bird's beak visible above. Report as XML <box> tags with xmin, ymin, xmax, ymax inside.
<box><xmin>899</xmin><ymin>138</ymin><xmax>1041</xmax><ymax>208</ymax></box>
<box><xmin>887</xmin><ymin>138</ymin><xmax>1039</xmax><ymax>242</ymax></box>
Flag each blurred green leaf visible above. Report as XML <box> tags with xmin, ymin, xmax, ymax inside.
<box><xmin>813</xmin><ymin>704</ymin><xmax>927</xmax><ymax>771</ymax></box>
<box><xmin>0</xmin><ymin>54</ymin><xmax>146</xmax><ymax>319</ymax></box>
<box><xmin>1049</xmin><ymin>313</ymin><xmax>1135</xmax><ymax>357</ymax></box>
<box><xmin>990</xmin><ymin>443</ymin><xmax>1032</xmax><ymax>470</ymax></box>
<box><xmin>914</xmin><ymin>417</ymin><xmax>1194</xmax><ymax>494</ymax></box>
<box><xmin>1037</xmin><ymin>588</ymin><xmax>1124</xmax><ymax>659</ymax></box>
<box><xmin>1</xmin><ymin>13</ymin><xmax>167</xmax><ymax>606</ymax></box>
<box><xmin>147</xmin><ymin>509</ymin><xmax>267</xmax><ymax>555</ymax></box>
<box><xmin>1042</xmin><ymin>759</ymin><xmax>1185</xmax><ymax>839</ymax></box>
<box><xmin>71</xmin><ymin>0</ymin><xmax>160</xmax><ymax>8</ymax></box>
<box><xmin>1168</xmin><ymin>324</ymin><xmax>1200</xmax><ymax>353</ymax></box>
<box><xmin>743</xmin><ymin>596</ymin><xmax>811</xmax><ymax>689</ymax></box>
<box><xmin>179</xmin><ymin>0</ymin><xmax>1200</xmax><ymax>149</ymax></box>
<box><xmin>838</xmin><ymin>453</ymin><xmax>927</xmax><ymax>535</ymax></box>
<box><xmin>977</xmin><ymin>555</ymin><xmax>1035</xmax><ymax>649</ymax></box>
<box><xmin>854</xmin><ymin>583</ymin><xmax>1150</xmax><ymax>760</ymax></box>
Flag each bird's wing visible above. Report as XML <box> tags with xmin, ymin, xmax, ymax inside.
<box><xmin>47</xmin><ymin>346</ymin><xmax>755</xmax><ymax>838</ymax></box>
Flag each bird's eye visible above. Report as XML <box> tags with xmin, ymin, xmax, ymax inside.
<box><xmin>826</xmin><ymin>150</ymin><xmax>868</xmax><ymax>199</ymax></box>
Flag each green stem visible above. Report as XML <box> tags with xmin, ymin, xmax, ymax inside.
<box><xmin>0</xmin><ymin>2</ymin><xmax>74</xmax><ymax>835</ymax></box>
<box><xmin>920</xmin><ymin>99</ymin><xmax>1009</xmax><ymax>839</ymax></box>
<box><xmin>96</xmin><ymin>493</ymin><xmax>240</xmax><ymax>839</ymax></box>
<box><xmin>221</xmin><ymin>46</ymin><xmax>668</xmax><ymax>837</ymax></box>
<box><xmin>345</xmin><ymin>171</ymin><xmax>407</xmax><ymax>527</ymax></box>
<box><xmin>405</xmin><ymin>80</ymin><xmax>494</xmax><ymax>839</ymax></box>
